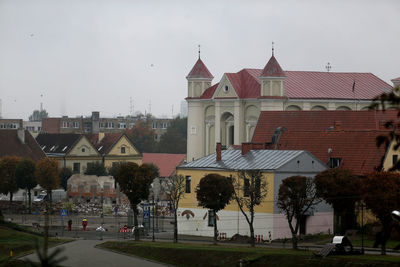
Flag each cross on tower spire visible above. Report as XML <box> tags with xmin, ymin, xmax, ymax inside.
<box><xmin>198</xmin><ymin>45</ymin><xmax>201</xmax><ymax>59</ymax></box>
<box><xmin>272</xmin><ymin>42</ymin><xmax>274</xmax><ymax>56</ymax></box>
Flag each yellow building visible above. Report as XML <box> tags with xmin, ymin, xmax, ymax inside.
<box><xmin>176</xmin><ymin>144</ymin><xmax>330</xmax><ymax>240</ymax></box>
<box><xmin>36</xmin><ymin>132</ymin><xmax>141</xmax><ymax>173</ymax></box>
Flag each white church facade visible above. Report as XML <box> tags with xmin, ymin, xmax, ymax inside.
<box><xmin>186</xmin><ymin>53</ymin><xmax>393</xmax><ymax>161</ymax></box>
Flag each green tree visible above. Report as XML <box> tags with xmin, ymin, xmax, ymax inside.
<box><xmin>127</xmin><ymin>120</ymin><xmax>157</xmax><ymax>153</ymax></box>
<box><xmin>314</xmin><ymin>169</ymin><xmax>361</xmax><ymax>235</ymax></box>
<box><xmin>157</xmin><ymin>117</ymin><xmax>187</xmax><ymax>153</ymax></box>
<box><xmin>196</xmin><ymin>174</ymin><xmax>234</xmax><ymax>245</ymax></box>
<box><xmin>277</xmin><ymin>176</ymin><xmax>320</xmax><ymax>250</ymax></box>
<box><xmin>84</xmin><ymin>161</ymin><xmax>107</xmax><ymax>176</ymax></box>
<box><xmin>59</xmin><ymin>167</ymin><xmax>73</xmax><ymax>190</ymax></box>
<box><xmin>164</xmin><ymin>174</ymin><xmax>186</xmax><ymax>243</ymax></box>
<box><xmin>15</xmin><ymin>158</ymin><xmax>37</xmax><ymax>213</ymax></box>
<box><xmin>361</xmin><ymin>171</ymin><xmax>400</xmax><ymax>255</ymax></box>
<box><xmin>29</xmin><ymin>109</ymin><xmax>48</xmax><ymax>122</ymax></box>
<box><xmin>232</xmin><ymin>170</ymin><xmax>268</xmax><ymax>247</ymax></box>
<box><xmin>34</xmin><ymin>158</ymin><xmax>60</xmax><ymax>259</ymax></box>
<box><xmin>0</xmin><ymin>156</ymin><xmax>20</xmax><ymax>211</ymax></box>
<box><xmin>114</xmin><ymin>162</ymin><xmax>155</xmax><ymax>240</ymax></box>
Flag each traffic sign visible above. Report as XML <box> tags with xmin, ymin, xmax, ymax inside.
<box><xmin>60</xmin><ymin>209</ymin><xmax>67</xmax><ymax>216</ymax></box>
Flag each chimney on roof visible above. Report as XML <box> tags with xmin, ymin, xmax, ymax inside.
<box><xmin>216</xmin><ymin>143</ymin><xmax>222</xmax><ymax>162</ymax></box>
<box><xmin>242</xmin><ymin>143</ymin><xmax>252</xmax><ymax>155</ymax></box>
<box><xmin>334</xmin><ymin>121</ymin><xmax>342</xmax><ymax>130</ymax></box>
<box><xmin>17</xmin><ymin>128</ymin><xmax>25</xmax><ymax>144</ymax></box>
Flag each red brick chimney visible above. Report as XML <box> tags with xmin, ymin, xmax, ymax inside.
<box><xmin>241</xmin><ymin>143</ymin><xmax>252</xmax><ymax>155</ymax></box>
<box><xmin>216</xmin><ymin>143</ymin><xmax>222</xmax><ymax>161</ymax></box>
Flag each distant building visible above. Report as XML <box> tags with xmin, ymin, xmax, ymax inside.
<box><xmin>23</xmin><ymin>121</ymin><xmax>42</xmax><ymax>137</ymax></box>
<box><xmin>0</xmin><ymin>129</ymin><xmax>45</xmax><ymax>161</ymax></box>
<box><xmin>41</xmin><ymin>111</ymin><xmax>172</xmax><ymax>142</ymax></box>
<box><xmin>0</xmin><ymin>119</ymin><xmax>23</xmax><ymax>130</ymax></box>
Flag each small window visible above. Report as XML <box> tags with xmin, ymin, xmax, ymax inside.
<box><xmin>223</xmin><ymin>85</ymin><xmax>229</xmax><ymax>93</ymax></box>
<box><xmin>82</xmin><ymin>148</ymin><xmax>86</xmax><ymax>153</ymax></box>
<box><xmin>118</xmin><ymin>123</ymin><xmax>126</xmax><ymax>129</ymax></box>
<box><xmin>62</xmin><ymin>146</ymin><xmax>68</xmax><ymax>152</ymax></box>
<box><xmin>162</xmin><ymin>122</ymin><xmax>168</xmax><ymax>129</ymax></box>
<box><xmin>121</xmin><ymin>147</ymin><xmax>126</xmax><ymax>154</ymax></box>
<box><xmin>185</xmin><ymin>176</ymin><xmax>191</xmax><ymax>193</ymax></box>
<box><xmin>73</xmin><ymin>122</ymin><xmax>79</xmax><ymax>128</ymax></box>
<box><xmin>328</xmin><ymin>157</ymin><xmax>341</xmax><ymax>168</ymax></box>
<box><xmin>73</xmin><ymin>163</ymin><xmax>80</xmax><ymax>174</ymax></box>
<box><xmin>208</xmin><ymin>210</ymin><xmax>215</xmax><ymax>227</ymax></box>
<box><xmin>62</xmin><ymin>121</ymin><xmax>69</xmax><ymax>128</ymax></box>
<box><xmin>152</xmin><ymin>122</ymin><xmax>157</xmax><ymax>129</ymax></box>
<box><xmin>393</xmin><ymin>155</ymin><xmax>399</xmax><ymax>166</ymax></box>
<box><xmin>129</xmin><ymin>123</ymin><xmax>135</xmax><ymax>129</ymax></box>
<box><xmin>100</xmin><ymin>122</ymin><xmax>105</xmax><ymax>128</ymax></box>
<box><xmin>190</xmin><ymin>126</ymin><xmax>197</xmax><ymax>135</ymax></box>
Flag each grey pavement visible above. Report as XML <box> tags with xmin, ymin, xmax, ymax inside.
<box><xmin>21</xmin><ymin>239</ymin><xmax>169</xmax><ymax>267</ymax></box>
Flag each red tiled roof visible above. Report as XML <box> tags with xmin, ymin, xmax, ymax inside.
<box><xmin>252</xmin><ymin>110</ymin><xmax>398</xmax><ymax>144</ymax></box>
<box><xmin>199</xmin><ymin>69</ymin><xmax>392</xmax><ymax>100</ymax></box>
<box><xmin>261</xmin><ymin>55</ymin><xmax>286</xmax><ymax>77</ymax></box>
<box><xmin>186</xmin><ymin>58</ymin><xmax>214</xmax><ymax>79</ymax></box>
<box><xmin>142</xmin><ymin>153</ymin><xmax>186</xmax><ymax>177</ymax></box>
<box><xmin>274</xmin><ymin>130</ymin><xmax>390</xmax><ymax>175</ymax></box>
<box><xmin>0</xmin><ymin>130</ymin><xmax>46</xmax><ymax>161</ymax></box>
<box><xmin>392</xmin><ymin>77</ymin><xmax>400</xmax><ymax>81</ymax></box>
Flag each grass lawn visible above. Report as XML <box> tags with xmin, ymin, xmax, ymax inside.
<box><xmin>0</xmin><ymin>222</ymin><xmax>70</xmax><ymax>266</ymax></box>
<box><xmin>98</xmin><ymin>241</ymin><xmax>400</xmax><ymax>267</ymax></box>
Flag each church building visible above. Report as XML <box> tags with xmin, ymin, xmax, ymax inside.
<box><xmin>186</xmin><ymin>51</ymin><xmax>393</xmax><ymax>161</ymax></box>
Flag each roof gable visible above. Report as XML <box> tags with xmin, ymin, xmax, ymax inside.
<box><xmin>186</xmin><ymin>58</ymin><xmax>213</xmax><ymax>79</ymax></box>
<box><xmin>213</xmin><ymin>74</ymin><xmax>238</xmax><ymax>99</ymax></box>
<box><xmin>66</xmin><ymin>136</ymin><xmax>100</xmax><ymax>157</ymax></box>
<box><xmin>106</xmin><ymin>134</ymin><xmax>140</xmax><ymax>156</ymax></box>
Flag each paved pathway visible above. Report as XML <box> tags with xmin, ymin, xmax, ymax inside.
<box><xmin>21</xmin><ymin>239</ymin><xmax>168</xmax><ymax>267</ymax></box>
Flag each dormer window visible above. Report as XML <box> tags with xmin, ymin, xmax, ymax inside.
<box><xmin>328</xmin><ymin>157</ymin><xmax>341</xmax><ymax>168</ymax></box>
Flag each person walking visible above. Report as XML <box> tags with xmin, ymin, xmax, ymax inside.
<box><xmin>68</xmin><ymin>219</ymin><xmax>72</xmax><ymax>231</ymax></box>
<box><xmin>82</xmin><ymin>218</ymin><xmax>88</xmax><ymax>231</ymax></box>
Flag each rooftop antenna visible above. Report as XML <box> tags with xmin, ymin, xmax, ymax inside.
<box><xmin>149</xmin><ymin>100</ymin><xmax>152</xmax><ymax>114</ymax></box>
<box><xmin>272</xmin><ymin>41</ymin><xmax>274</xmax><ymax>56</ymax></box>
<box><xmin>198</xmin><ymin>44</ymin><xmax>201</xmax><ymax>59</ymax></box>
<box><xmin>325</xmin><ymin>62</ymin><xmax>332</xmax><ymax>72</ymax></box>
<box><xmin>40</xmin><ymin>94</ymin><xmax>43</xmax><ymax>112</ymax></box>
<box><xmin>130</xmin><ymin>97</ymin><xmax>134</xmax><ymax>116</ymax></box>
<box><xmin>171</xmin><ymin>105</ymin><xmax>174</xmax><ymax>118</ymax></box>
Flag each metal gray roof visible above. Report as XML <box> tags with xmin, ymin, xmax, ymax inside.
<box><xmin>179</xmin><ymin>150</ymin><xmax>306</xmax><ymax>171</ymax></box>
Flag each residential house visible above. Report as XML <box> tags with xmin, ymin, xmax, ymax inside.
<box><xmin>36</xmin><ymin>133</ymin><xmax>101</xmax><ymax>174</ymax></box>
<box><xmin>0</xmin><ymin>119</ymin><xmax>23</xmax><ymax>130</ymax></box>
<box><xmin>0</xmin><ymin>129</ymin><xmax>45</xmax><ymax>161</ymax></box>
<box><xmin>176</xmin><ymin>145</ymin><xmax>330</xmax><ymax>239</ymax></box>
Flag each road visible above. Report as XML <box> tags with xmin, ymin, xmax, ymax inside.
<box><xmin>21</xmin><ymin>239</ymin><xmax>168</xmax><ymax>267</ymax></box>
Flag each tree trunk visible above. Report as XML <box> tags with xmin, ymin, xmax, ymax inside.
<box><xmin>173</xmin><ymin>208</ymin><xmax>178</xmax><ymax>243</ymax></box>
<box><xmin>9</xmin><ymin>192</ymin><xmax>13</xmax><ymax>213</ymax></box>
<box><xmin>49</xmin><ymin>190</ymin><xmax>53</xmax><ymax>214</ymax></box>
<box><xmin>28</xmin><ymin>189</ymin><xmax>32</xmax><ymax>214</ymax></box>
<box><xmin>291</xmin><ymin>232</ymin><xmax>298</xmax><ymax>250</ymax></box>
<box><xmin>133</xmin><ymin>207</ymin><xmax>139</xmax><ymax>241</ymax></box>
<box><xmin>249</xmin><ymin>223</ymin><xmax>255</xmax><ymax>247</ymax></box>
<box><xmin>213</xmin><ymin>210</ymin><xmax>218</xmax><ymax>245</ymax></box>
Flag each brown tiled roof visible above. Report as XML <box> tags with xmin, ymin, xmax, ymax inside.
<box><xmin>0</xmin><ymin>130</ymin><xmax>46</xmax><ymax>161</ymax></box>
<box><xmin>142</xmin><ymin>153</ymin><xmax>186</xmax><ymax>177</ymax></box>
<box><xmin>272</xmin><ymin>130</ymin><xmax>390</xmax><ymax>175</ymax></box>
<box><xmin>88</xmin><ymin>133</ymin><xmax>125</xmax><ymax>155</ymax></box>
<box><xmin>252</xmin><ymin>110</ymin><xmax>398</xmax><ymax>143</ymax></box>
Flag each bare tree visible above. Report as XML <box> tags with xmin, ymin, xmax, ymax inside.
<box><xmin>277</xmin><ymin>176</ymin><xmax>320</xmax><ymax>249</ymax></box>
<box><xmin>232</xmin><ymin>170</ymin><xmax>268</xmax><ymax>247</ymax></box>
<box><xmin>164</xmin><ymin>174</ymin><xmax>186</xmax><ymax>243</ymax></box>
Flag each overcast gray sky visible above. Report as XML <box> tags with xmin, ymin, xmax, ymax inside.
<box><xmin>0</xmin><ymin>0</ymin><xmax>399</xmax><ymax>120</ymax></box>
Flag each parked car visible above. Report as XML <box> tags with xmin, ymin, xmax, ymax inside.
<box><xmin>33</xmin><ymin>189</ymin><xmax>67</xmax><ymax>202</ymax></box>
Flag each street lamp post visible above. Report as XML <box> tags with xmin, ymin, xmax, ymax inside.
<box><xmin>361</xmin><ymin>202</ymin><xmax>364</xmax><ymax>254</ymax></box>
